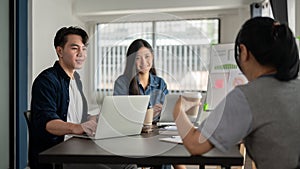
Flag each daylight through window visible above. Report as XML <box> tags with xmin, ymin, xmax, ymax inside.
<box><xmin>95</xmin><ymin>19</ymin><xmax>219</xmax><ymax>95</ymax></box>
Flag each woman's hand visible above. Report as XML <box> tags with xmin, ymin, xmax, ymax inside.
<box><xmin>153</xmin><ymin>103</ymin><xmax>163</xmax><ymax>117</ymax></box>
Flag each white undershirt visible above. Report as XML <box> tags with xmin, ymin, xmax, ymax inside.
<box><xmin>65</xmin><ymin>79</ymin><xmax>83</xmax><ymax>140</ymax></box>
<box><xmin>67</xmin><ymin>79</ymin><xmax>83</xmax><ymax>123</ymax></box>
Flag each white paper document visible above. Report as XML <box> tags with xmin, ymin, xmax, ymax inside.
<box><xmin>159</xmin><ymin>136</ymin><xmax>183</xmax><ymax>144</ymax></box>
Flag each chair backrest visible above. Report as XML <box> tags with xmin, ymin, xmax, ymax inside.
<box><xmin>24</xmin><ymin>110</ymin><xmax>31</xmax><ymax>129</ymax></box>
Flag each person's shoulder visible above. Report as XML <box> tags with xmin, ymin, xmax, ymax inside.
<box><xmin>113</xmin><ymin>74</ymin><xmax>130</xmax><ymax>95</ymax></box>
<box><xmin>292</xmin><ymin>78</ymin><xmax>300</xmax><ymax>85</ymax></box>
<box><xmin>116</xmin><ymin>74</ymin><xmax>127</xmax><ymax>79</ymax></box>
<box><xmin>228</xmin><ymin>86</ymin><xmax>245</xmax><ymax>96</ymax></box>
<box><xmin>36</xmin><ymin>66</ymin><xmax>57</xmax><ymax>78</ymax></box>
<box><xmin>33</xmin><ymin>66</ymin><xmax>60</xmax><ymax>86</ymax></box>
<box><xmin>115</xmin><ymin>74</ymin><xmax>130</xmax><ymax>82</ymax></box>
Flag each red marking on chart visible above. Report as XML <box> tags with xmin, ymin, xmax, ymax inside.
<box><xmin>214</xmin><ymin>79</ymin><xmax>224</xmax><ymax>88</ymax></box>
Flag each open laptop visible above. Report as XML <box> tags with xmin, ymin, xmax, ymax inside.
<box><xmin>157</xmin><ymin>94</ymin><xmax>180</xmax><ymax>126</ymax></box>
<box><xmin>73</xmin><ymin>95</ymin><xmax>150</xmax><ymax>139</ymax></box>
<box><xmin>157</xmin><ymin>93</ymin><xmax>205</xmax><ymax>127</ymax></box>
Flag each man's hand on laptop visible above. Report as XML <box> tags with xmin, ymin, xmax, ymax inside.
<box><xmin>88</xmin><ymin>114</ymin><xmax>99</xmax><ymax>122</ymax></box>
<box><xmin>81</xmin><ymin>120</ymin><xmax>97</xmax><ymax>136</ymax></box>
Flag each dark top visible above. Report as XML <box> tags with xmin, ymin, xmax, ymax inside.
<box><xmin>29</xmin><ymin>61</ymin><xmax>87</xmax><ymax>169</ymax></box>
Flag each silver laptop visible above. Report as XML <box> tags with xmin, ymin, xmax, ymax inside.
<box><xmin>157</xmin><ymin>94</ymin><xmax>181</xmax><ymax>126</ymax></box>
<box><xmin>157</xmin><ymin>93</ymin><xmax>204</xmax><ymax>126</ymax></box>
<box><xmin>73</xmin><ymin>95</ymin><xmax>150</xmax><ymax>139</ymax></box>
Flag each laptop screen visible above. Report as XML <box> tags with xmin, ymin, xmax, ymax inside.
<box><xmin>94</xmin><ymin>95</ymin><xmax>150</xmax><ymax>139</ymax></box>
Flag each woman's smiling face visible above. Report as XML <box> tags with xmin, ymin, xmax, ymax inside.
<box><xmin>135</xmin><ymin>46</ymin><xmax>153</xmax><ymax>74</ymax></box>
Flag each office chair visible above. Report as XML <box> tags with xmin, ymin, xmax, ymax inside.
<box><xmin>24</xmin><ymin>110</ymin><xmax>31</xmax><ymax>168</ymax></box>
<box><xmin>24</xmin><ymin>110</ymin><xmax>31</xmax><ymax>129</ymax></box>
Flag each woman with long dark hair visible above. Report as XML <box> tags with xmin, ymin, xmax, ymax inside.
<box><xmin>114</xmin><ymin>39</ymin><xmax>186</xmax><ymax>169</ymax></box>
<box><xmin>114</xmin><ymin>39</ymin><xmax>168</xmax><ymax>122</ymax></box>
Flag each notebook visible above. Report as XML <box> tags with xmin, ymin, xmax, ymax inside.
<box><xmin>73</xmin><ymin>95</ymin><xmax>150</xmax><ymax>139</ymax></box>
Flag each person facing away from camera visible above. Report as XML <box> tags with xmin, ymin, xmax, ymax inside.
<box><xmin>173</xmin><ymin>16</ymin><xmax>300</xmax><ymax>169</ymax></box>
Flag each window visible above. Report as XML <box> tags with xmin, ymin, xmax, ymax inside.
<box><xmin>95</xmin><ymin>19</ymin><xmax>219</xmax><ymax>95</ymax></box>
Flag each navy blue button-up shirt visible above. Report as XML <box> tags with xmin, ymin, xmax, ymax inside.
<box><xmin>30</xmin><ymin>61</ymin><xmax>87</xmax><ymax>169</ymax></box>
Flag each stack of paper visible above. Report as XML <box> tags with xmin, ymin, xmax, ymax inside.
<box><xmin>158</xmin><ymin>126</ymin><xmax>179</xmax><ymax>135</ymax></box>
<box><xmin>159</xmin><ymin>136</ymin><xmax>182</xmax><ymax>144</ymax></box>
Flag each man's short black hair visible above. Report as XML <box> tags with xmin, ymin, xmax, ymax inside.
<box><xmin>54</xmin><ymin>26</ymin><xmax>89</xmax><ymax>48</ymax></box>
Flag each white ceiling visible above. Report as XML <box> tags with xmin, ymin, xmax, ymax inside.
<box><xmin>72</xmin><ymin>0</ymin><xmax>260</xmax><ymax>23</ymax></box>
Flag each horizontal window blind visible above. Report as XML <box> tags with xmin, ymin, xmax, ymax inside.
<box><xmin>96</xmin><ymin>19</ymin><xmax>219</xmax><ymax>95</ymax></box>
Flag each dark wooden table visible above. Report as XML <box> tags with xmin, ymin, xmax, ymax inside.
<box><xmin>39</xmin><ymin>129</ymin><xmax>243</xmax><ymax>169</ymax></box>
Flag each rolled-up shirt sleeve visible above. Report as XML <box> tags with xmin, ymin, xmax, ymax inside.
<box><xmin>31</xmin><ymin>74</ymin><xmax>62</xmax><ymax>139</ymax></box>
<box><xmin>198</xmin><ymin>88</ymin><xmax>253</xmax><ymax>152</ymax></box>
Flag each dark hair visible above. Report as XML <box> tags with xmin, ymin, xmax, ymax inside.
<box><xmin>124</xmin><ymin>39</ymin><xmax>157</xmax><ymax>95</ymax></box>
<box><xmin>54</xmin><ymin>26</ymin><xmax>89</xmax><ymax>48</ymax></box>
<box><xmin>235</xmin><ymin>17</ymin><xmax>299</xmax><ymax>81</ymax></box>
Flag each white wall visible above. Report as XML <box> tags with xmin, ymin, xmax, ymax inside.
<box><xmin>220</xmin><ymin>10</ymin><xmax>249</xmax><ymax>43</ymax></box>
<box><xmin>30</xmin><ymin>0</ymin><xmax>255</xmax><ymax>105</ymax></box>
<box><xmin>30</xmin><ymin>0</ymin><xmax>85</xmax><ymax>81</ymax></box>
<box><xmin>0</xmin><ymin>0</ymin><xmax>10</xmax><ymax>168</ymax></box>
<box><xmin>296</xmin><ymin>0</ymin><xmax>300</xmax><ymax>37</ymax></box>
<box><xmin>72</xmin><ymin>0</ymin><xmax>254</xmax><ymax>18</ymax></box>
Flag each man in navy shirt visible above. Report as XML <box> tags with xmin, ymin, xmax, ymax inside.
<box><xmin>30</xmin><ymin>26</ymin><xmax>96</xmax><ymax>169</ymax></box>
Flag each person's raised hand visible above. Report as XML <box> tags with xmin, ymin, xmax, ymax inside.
<box><xmin>180</xmin><ymin>95</ymin><xmax>201</xmax><ymax>113</ymax></box>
